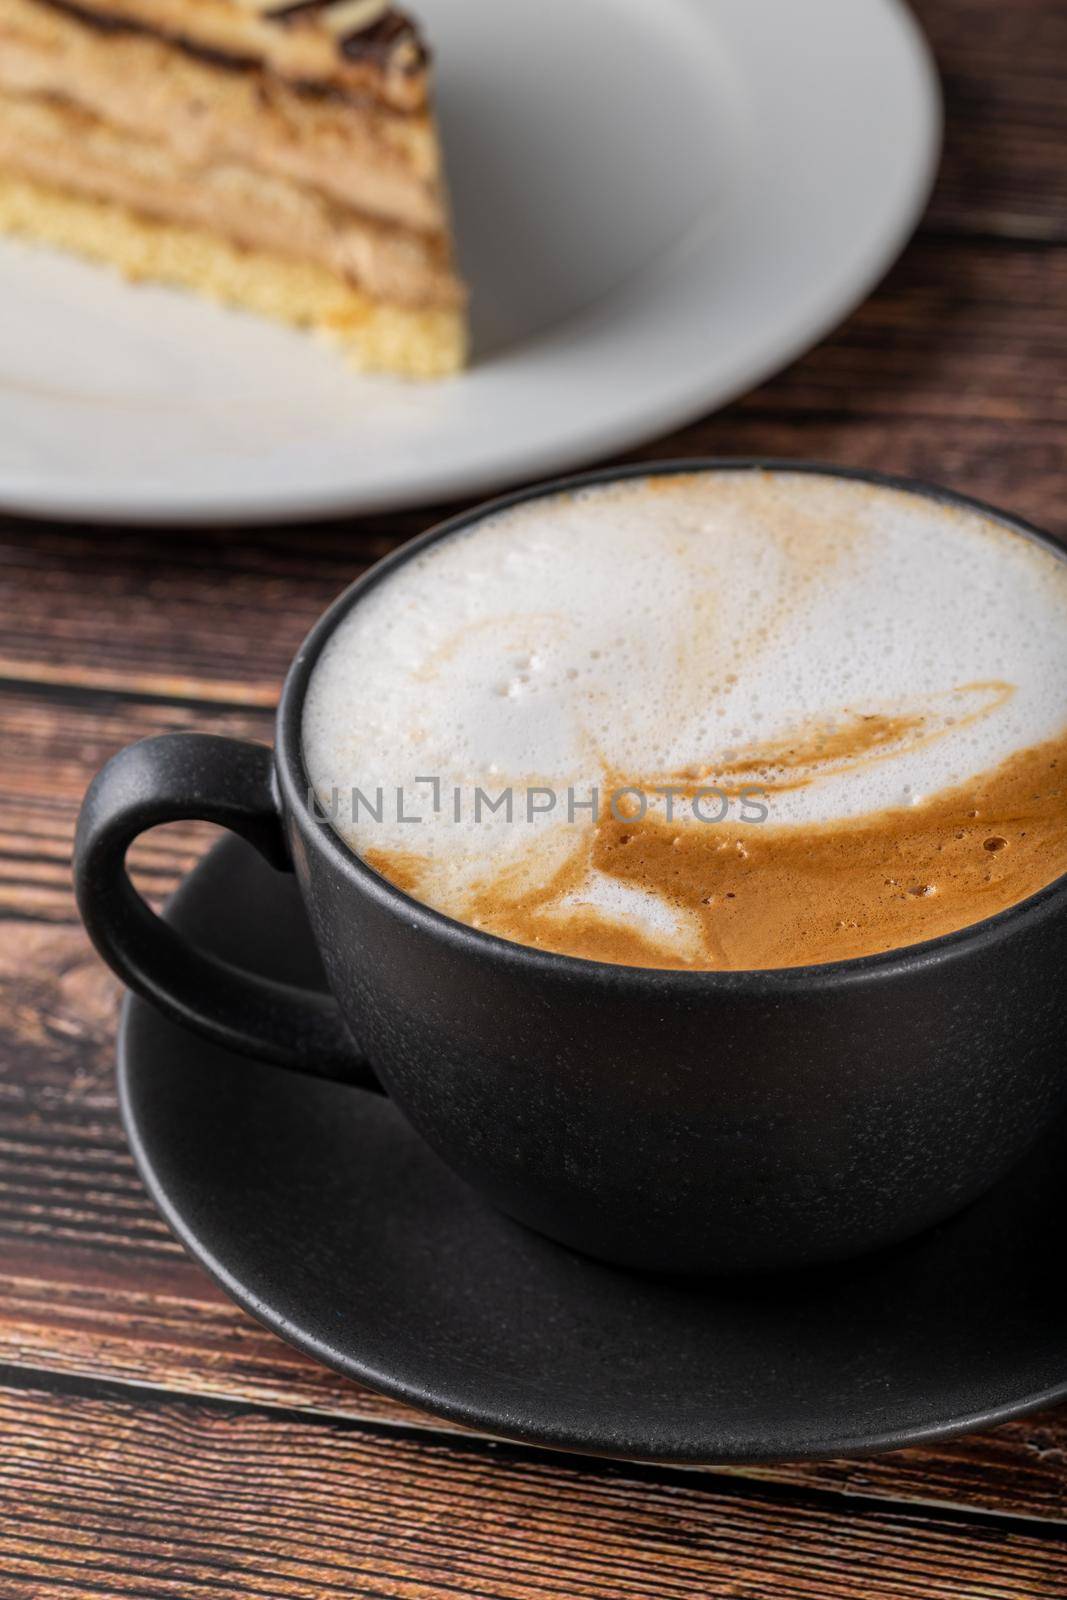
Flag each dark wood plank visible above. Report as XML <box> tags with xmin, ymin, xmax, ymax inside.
<box><xmin>736</xmin><ymin>241</ymin><xmax>1067</xmax><ymax>435</ymax></box>
<box><xmin>0</xmin><ymin>1383</ymin><xmax>1065</xmax><ymax>1600</ymax></box>
<box><xmin>915</xmin><ymin>0</ymin><xmax>1067</xmax><ymax>240</ymax></box>
<box><xmin>0</xmin><ymin>687</ymin><xmax>269</xmax><ymax>921</ymax></box>
<box><xmin>1</xmin><ymin>1238</ymin><xmax>1066</xmax><ymax>1526</ymax></box>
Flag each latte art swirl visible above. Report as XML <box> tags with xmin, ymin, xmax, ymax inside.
<box><xmin>304</xmin><ymin>471</ymin><xmax>1067</xmax><ymax>969</ymax></box>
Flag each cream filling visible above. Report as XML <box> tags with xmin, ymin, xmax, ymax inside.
<box><xmin>306</xmin><ymin>0</ymin><xmax>391</xmax><ymax>38</ymax></box>
<box><xmin>0</xmin><ymin>0</ymin><xmax>444</xmax><ymax>231</ymax></box>
<box><xmin>0</xmin><ymin>88</ymin><xmax>464</xmax><ymax>307</ymax></box>
<box><xmin>223</xmin><ymin>0</ymin><xmax>393</xmax><ymax>42</ymax></box>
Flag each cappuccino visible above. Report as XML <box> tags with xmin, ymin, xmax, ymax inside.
<box><xmin>303</xmin><ymin>471</ymin><xmax>1067</xmax><ymax>969</ymax></box>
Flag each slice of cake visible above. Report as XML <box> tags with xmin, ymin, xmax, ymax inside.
<box><xmin>0</xmin><ymin>0</ymin><xmax>467</xmax><ymax>376</ymax></box>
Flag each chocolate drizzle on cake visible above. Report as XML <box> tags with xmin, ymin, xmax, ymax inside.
<box><xmin>28</xmin><ymin>0</ymin><xmax>427</xmax><ymax>88</ymax></box>
<box><xmin>338</xmin><ymin>12</ymin><xmax>423</xmax><ymax>72</ymax></box>
<box><xmin>250</xmin><ymin>0</ymin><xmax>425</xmax><ymax>73</ymax></box>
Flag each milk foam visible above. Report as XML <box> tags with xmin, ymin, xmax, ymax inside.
<box><xmin>302</xmin><ymin>471</ymin><xmax>1067</xmax><ymax>950</ymax></box>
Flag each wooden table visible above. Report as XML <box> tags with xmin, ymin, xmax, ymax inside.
<box><xmin>1</xmin><ymin>1</ymin><xmax>1065</xmax><ymax>1593</ymax></box>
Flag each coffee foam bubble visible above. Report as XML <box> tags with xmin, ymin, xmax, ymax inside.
<box><xmin>302</xmin><ymin>471</ymin><xmax>1067</xmax><ymax>962</ymax></box>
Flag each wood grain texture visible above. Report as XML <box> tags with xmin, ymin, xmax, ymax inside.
<box><xmin>2</xmin><ymin>1244</ymin><xmax>1067</xmax><ymax>1528</ymax></box>
<box><xmin>1</xmin><ymin>0</ymin><xmax>1066</xmax><ymax>1592</ymax></box>
<box><xmin>0</xmin><ymin>1384</ymin><xmax>1065</xmax><ymax>1600</ymax></box>
<box><xmin>0</xmin><ymin>687</ymin><xmax>269</xmax><ymax>920</ymax></box>
<box><xmin>914</xmin><ymin>0</ymin><xmax>1067</xmax><ymax>239</ymax></box>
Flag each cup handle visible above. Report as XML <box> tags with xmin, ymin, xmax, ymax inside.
<box><xmin>74</xmin><ymin>732</ymin><xmax>382</xmax><ymax>1090</ymax></box>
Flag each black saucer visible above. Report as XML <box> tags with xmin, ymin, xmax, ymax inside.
<box><xmin>118</xmin><ymin>837</ymin><xmax>1067</xmax><ymax>1463</ymax></box>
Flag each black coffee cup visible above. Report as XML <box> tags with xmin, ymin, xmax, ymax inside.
<box><xmin>74</xmin><ymin>463</ymin><xmax>1067</xmax><ymax>1274</ymax></box>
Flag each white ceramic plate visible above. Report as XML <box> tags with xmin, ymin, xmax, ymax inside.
<box><xmin>0</xmin><ymin>0</ymin><xmax>940</xmax><ymax>524</ymax></box>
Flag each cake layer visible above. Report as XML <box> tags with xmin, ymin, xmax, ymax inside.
<box><xmin>0</xmin><ymin>170</ymin><xmax>466</xmax><ymax>375</ymax></box>
<box><xmin>0</xmin><ymin>89</ymin><xmax>463</xmax><ymax>307</ymax></box>
<box><xmin>0</xmin><ymin>0</ymin><xmax>444</xmax><ymax>231</ymax></box>
<box><xmin>36</xmin><ymin>0</ymin><xmax>430</xmax><ymax>110</ymax></box>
